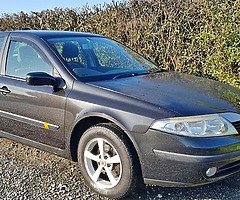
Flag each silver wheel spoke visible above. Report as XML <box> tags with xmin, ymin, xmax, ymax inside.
<box><xmin>106</xmin><ymin>154</ymin><xmax>121</xmax><ymax>164</ymax></box>
<box><xmin>97</xmin><ymin>138</ymin><xmax>104</xmax><ymax>158</ymax></box>
<box><xmin>84</xmin><ymin>137</ymin><xmax>122</xmax><ymax>189</ymax></box>
<box><xmin>92</xmin><ymin>165</ymin><xmax>103</xmax><ymax>183</ymax></box>
<box><xmin>104</xmin><ymin>166</ymin><xmax>117</xmax><ymax>186</ymax></box>
<box><xmin>84</xmin><ymin>150</ymin><xmax>100</xmax><ymax>162</ymax></box>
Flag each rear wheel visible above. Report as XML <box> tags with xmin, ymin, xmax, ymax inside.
<box><xmin>77</xmin><ymin>123</ymin><xmax>140</xmax><ymax>199</ymax></box>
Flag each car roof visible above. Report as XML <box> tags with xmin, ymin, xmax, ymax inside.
<box><xmin>1</xmin><ymin>30</ymin><xmax>103</xmax><ymax>38</ymax></box>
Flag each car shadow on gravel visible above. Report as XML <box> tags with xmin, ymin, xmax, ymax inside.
<box><xmin>125</xmin><ymin>174</ymin><xmax>240</xmax><ymax>199</ymax></box>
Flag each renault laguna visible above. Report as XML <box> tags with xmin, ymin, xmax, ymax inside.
<box><xmin>0</xmin><ymin>30</ymin><xmax>240</xmax><ymax>199</ymax></box>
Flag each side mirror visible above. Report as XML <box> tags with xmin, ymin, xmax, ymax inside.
<box><xmin>26</xmin><ymin>72</ymin><xmax>65</xmax><ymax>91</ymax></box>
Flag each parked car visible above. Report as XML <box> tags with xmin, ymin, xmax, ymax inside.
<box><xmin>0</xmin><ymin>30</ymin><xmax>239</xmax><ymax>199</ymax></box>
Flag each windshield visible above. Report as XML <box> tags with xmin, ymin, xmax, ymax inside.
<box><xmin>47</xmin><ymin>36</ymin><xmax>159</xmax><ymax>81</ymax></box>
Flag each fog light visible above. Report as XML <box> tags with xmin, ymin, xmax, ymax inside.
<box><xmin>206</xmin><ymin>167</ymin><xmax>217</xmax><ymax>177</ymax></box>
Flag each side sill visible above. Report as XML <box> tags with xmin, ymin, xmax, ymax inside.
<box><xmin>0</xmin><ymin>130</ymin><xmax>68</xmax><ymax>159</ymax></box>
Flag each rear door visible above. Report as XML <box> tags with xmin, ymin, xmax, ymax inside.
<box><xmin>0</xmin><ymin>34</ymin><xmax>68</xmax><ymax>149</ymax></box>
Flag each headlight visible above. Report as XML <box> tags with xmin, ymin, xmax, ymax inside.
<box><xmin>151</xmin><ymin>114</ymin><xmax>238</xmax><ymax>137</ymax></box>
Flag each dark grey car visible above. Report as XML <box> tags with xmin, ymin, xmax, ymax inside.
<box><xmin>0</xmin><ymin>30</ymin><xmax>240</xmax><ymax>199</ymax></box>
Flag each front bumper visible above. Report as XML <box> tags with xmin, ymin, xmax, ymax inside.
<box><xmin>132</xmin><ymin>129</ymin><xmax>240</xmax><ymax>187</ymax></box>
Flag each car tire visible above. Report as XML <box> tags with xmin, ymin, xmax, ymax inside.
<box><xmin>77</xmin><ymin>123</ymin><xmax>140</xmax><ymax>199</ymax></box>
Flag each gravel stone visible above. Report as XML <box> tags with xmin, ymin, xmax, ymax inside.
<box><xmin>1</xmin><ymin>138</ymin><xmax>240</xmax><ymax>199</ymax></box>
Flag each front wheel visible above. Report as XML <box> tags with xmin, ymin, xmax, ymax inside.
<box><xmin>77</xmin><ymin>123</ymin><xmax>140</xmax><ymax>199</ymax></box>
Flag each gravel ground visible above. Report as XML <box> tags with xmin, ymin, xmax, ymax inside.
<box><xmin>1</xmin><ymin>138</ymin><xmax>240</xmax><ymax>200</ymax></box>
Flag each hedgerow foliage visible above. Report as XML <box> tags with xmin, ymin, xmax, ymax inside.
<box><xmin>0</xmin><ymin>0</ymin><xmax>239</xmax><ymax>88</ymax></box>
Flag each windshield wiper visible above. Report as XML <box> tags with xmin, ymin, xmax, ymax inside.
<box><xmin>112</xmin><ymin>72</ymin><xmax>149</xmax><ymax>80</ymax></box>
<box><xmin>112</xmin><ymin>68</ymin><xmax>166</xmax><ymax>80</ymax></box>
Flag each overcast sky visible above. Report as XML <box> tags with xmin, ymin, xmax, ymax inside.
<box><xmin>0</xmin><ymin>0</ymin><xmax>114</xmax><ymax>15</ymax></box>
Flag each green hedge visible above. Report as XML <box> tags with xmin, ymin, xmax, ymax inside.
<box><xmin>0</xmin><ymin>0</ymin><xmax>239</xmax><ymax>88</ymax></box>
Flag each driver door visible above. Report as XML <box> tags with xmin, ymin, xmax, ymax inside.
<box><xmin>0</xmin><ymin>37</ymin><xmax>66</xmax><ymax>149</ymax></box>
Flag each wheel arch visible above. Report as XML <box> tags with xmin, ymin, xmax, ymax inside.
<box><xmin>68</xmin><ymin>112</ymin><xmax>143</xmax><ymax>168</ymax></box>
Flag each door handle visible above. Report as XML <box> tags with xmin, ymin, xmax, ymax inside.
<box><xmin>0</xmin><ymin>86</ymin><xmax>11</xmax><ymax>95</ymax></box>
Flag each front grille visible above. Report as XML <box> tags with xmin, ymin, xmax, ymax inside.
<box><xmin>232</xmin><ymin>121</ymin><xmax>240</xmax><ymax>133</ymax></box>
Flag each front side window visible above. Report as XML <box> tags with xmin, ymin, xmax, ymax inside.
<box><xmin>47</xmin><ymin>37</ymin><xmax>158</xmax><ymax>81</ymax></box>
<box><xmin>6</xmin><ymin>40</ymin><xmax>52</xmax><ymax>79</ymax></box>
